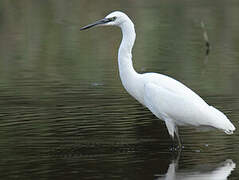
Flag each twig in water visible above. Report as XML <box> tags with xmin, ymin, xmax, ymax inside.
<box><xmin>201</xmin><ymin>21</ymin><xmax>210</xmax><ymax>55</ymax></box>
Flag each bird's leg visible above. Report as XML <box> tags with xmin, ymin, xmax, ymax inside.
<box><xmin>175</xmin><ymin>127</ymin><xmax>183</xmax><ymax>150</ymax></box>
<box><xmin>172</xmin><ymin>137</ymin><xmax>176</xmax><ymax>151</ymax></box>
<box><xmin>170</xmin><ymin>136</ymin><xmax>177</xmax><ymax>152</ymax></box>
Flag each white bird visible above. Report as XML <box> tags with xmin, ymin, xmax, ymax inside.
<box><xmin>80</xmin><ymin>11</ymin><xmax>236</xmax><ymax>147</ymax></box>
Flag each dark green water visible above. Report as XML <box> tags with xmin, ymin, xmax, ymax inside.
<box><xmin>1</xmin><ymin>0</ymin><xmax>239</xmax><ymax>179</ymax></box>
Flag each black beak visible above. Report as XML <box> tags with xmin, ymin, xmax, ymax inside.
<box><xmin>80</xmin><ymin>18</ymin><xmax>111</xmax><ymax>31</ymax></box>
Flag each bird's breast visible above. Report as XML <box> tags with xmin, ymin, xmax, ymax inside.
<box><xmin>119</xmin><ymin>72</ymin><xmax>145</xmax><ymax>105</ymax></box>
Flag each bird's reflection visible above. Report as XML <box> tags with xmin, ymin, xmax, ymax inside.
<box><xmin>155</xmin><ymin>159</ymin><xmax>235</xmax><ymax>180</ymax></box>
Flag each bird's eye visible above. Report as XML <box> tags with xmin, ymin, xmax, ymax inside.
<box><xmin>108</xmin><ymin>16</ymin><xmax>117</xmax><ymax>21</ymax></box>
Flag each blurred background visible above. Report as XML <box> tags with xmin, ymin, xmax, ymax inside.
<box><xmin>0</xmin><ymin>0</ymin><xmax>239</xmax><ymax>179</ymax></box>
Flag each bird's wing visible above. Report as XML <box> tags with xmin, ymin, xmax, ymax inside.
<box><xmin>143</xmin><ymin>73</ymin><xmax>235</xmax><ymax>133</ymax></box>
<box><xmin>143</xmin><ymin>82</ymin><xmax>209</xmax><ymax>127</ymax></box>
<box><xmin>144</xmin><ymin>73</ymin><xmax>206</xmax><ymax>105</ymax></box>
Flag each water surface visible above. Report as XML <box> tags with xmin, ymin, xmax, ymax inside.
<box><xmin>1</xmin><ymin>0</ymin><xmax>239</xmax><ymax>179</ymax></box>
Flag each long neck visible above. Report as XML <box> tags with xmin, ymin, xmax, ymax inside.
<box><xmin>118</xmin><ymin>19</ymin><xmax>144</xmax><ymax>104</ymax></box>
<box><xmin>118</xmin><ymin>20</ymin><xmax>136</xmax><ymax>75</ymax></box>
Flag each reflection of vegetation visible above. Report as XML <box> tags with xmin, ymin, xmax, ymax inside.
<box><xmin>1</xmin><ymin>0</ymin><xmax>239</xmax><ymax>95</ymax></box>
<box><xmin>0</xmin><ymin>0</ymin><xmax>239</xmax><ymax>179</ymax></box>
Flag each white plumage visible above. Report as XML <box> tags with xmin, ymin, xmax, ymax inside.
<box><xmin>81</xmin><ymin>11</ymin><xmax>236</xmax><ymax>146</ymax></box>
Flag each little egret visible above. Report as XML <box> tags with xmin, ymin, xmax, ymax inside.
<box><xmin>80</xmin><ymin>11</ymin><xmax>236</xmax><ymax>147</ymax></box>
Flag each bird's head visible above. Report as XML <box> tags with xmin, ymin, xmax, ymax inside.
<box><xmin>80</xmin><ymin>11</ymin><xmax>129</xmax><ymax>30</ymax></box>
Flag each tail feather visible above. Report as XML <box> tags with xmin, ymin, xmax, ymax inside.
<box><xmin>209</xmin><ymin>106</ymin><xmax>236</xmax><ymax>134</ymax></box>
